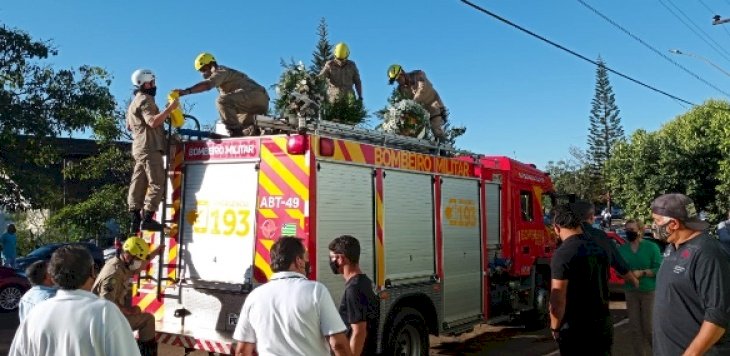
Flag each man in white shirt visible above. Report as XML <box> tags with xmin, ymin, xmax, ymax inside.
<box><xmin>9</xmin><ymin>245</ymin><xmax>140</xmax><ymax>356</ymax></box>
<box><xmin>233</xmin><ymin>237</ymin><xmax>353</xmax><ymax>356</ymax></box>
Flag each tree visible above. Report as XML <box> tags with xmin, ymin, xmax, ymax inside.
<box><xmin>587</xmin><ymin>57</ymin><xmax>624</xmax><ymax>210</ymax></box>
<box><xmin>0</xmin><ymin>23</ymin><xmax>116</xmax><ymax>210</ymax></box>
<box><xmin>310</xmin><ymin>18</ymin><xmax>333</xmax><ymax>77</ymax></box>
<box><xmin>47</xmin><ymin>110</ymin><xmax>133</xmax><ymax>240</ymax></box>
<box><xmin>545</xmin><ymin>146</ymin><xmax>603</xmax><ymax>202</ymax></box>
<box><xmin>605</xmin><ymin>100</ymin><xmax>730</xmax><ymax>224</ymax></box>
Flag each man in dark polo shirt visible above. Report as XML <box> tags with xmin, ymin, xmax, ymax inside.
<box><xmin>651</xmin><ymin>194</ymin><xmax>730</xmax><ymax>355</ymax></box>
<box><xmin>549</xmin><ymin>203</ymin><xmax>613</xmax><ymax>355</ymax></box>
<box><xmin>572</xmin><ymin>201</ymin><xmax>639</xmax><ymax>288</ymax></box>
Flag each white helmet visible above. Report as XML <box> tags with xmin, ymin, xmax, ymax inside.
<box><xmin>131</xmin><ymin>69</ymin><xmax>155</xmax><ymax>87</ymax></box>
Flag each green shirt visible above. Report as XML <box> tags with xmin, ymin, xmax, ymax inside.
<box><xmin>618</xmin><ymin>239</ymin><xmax>663</xmax><ymax>292</ymax></box>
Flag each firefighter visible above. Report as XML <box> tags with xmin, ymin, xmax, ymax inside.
<box><xmin>175</xmin><ymin>53</ymin><xmax>269</xmax><ymax>137</ymax></box>
<box><xmin>128</xmin><ymin>69</ymin><xmax>178</xmax><ymax>234</ymax></box>
<box><xmin>387</xmin><ymin>64</ymin><xmax>447</xmax><ymax>141</ymax></box>
<box><xmin>93</xmin><ymin>237</ymin><xmax>160</xmax><ymax>356</ymax></box>
<box><xmin>319</xmin><ymin>42</ymin><xmax>363</xmax><ymax>103</ymax></box>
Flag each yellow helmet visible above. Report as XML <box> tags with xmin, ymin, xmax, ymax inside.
<box><xmin>387</xmin><ymin>64</ymin><xmax>403</xmax><ymax>84</ymax></box>
<box><xmin>334</xmin><ymin>42</ymin><xmax>349</xmax><ymax>60</ymax></box>
<box><xmin>122</xmin><ymin>237</ymin><xmax>149</xmax><ymax>260</ymax></box>
<box><xmin>194</xmin><ymin>52</ymin><xmax>216</xmax><ymax>71</ymax></box>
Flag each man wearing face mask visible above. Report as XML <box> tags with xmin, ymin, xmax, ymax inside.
<box><xmin>174</xmin><ymin>53</ymin><xmax>269</xmax><ymax>137</ymax></box>
<box><xmin>233</xmin><ymin>237</ymin><xmax>352</xmax><ymax>356</ymax></box>
<box><xmin>93</xmin><ymin>237</ymin><xmax>160</xmax><ymax>356</ymax></box>
<box><xmin>651</xmin><ymin>194</ymin><xmax>730</xmax><ymax>355</ymax></box>
<box><xmin>328</xmin><ymin>235</ymin><xmax>379</xmax><ymax>356</ymax></box>
<box><xmin>127</xmin><ymin>69</ymin><xmax>179</xmax><ymax>235</ymax></box>
<box><xmin>549</xmin><ymin>203</ymin><xmax>613</xmax><ymax>355</ymax></box>
<box><xmin>617</xmin><ymin>219</ymin><xmax>662</xmax><ymax>356</ymax></box>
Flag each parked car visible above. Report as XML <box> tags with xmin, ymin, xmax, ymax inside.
<box><xmin>15</xmin><ymin>242</ymin><xmax>106</xmax><ymax>273</ymax></box>
<box><xmin>606</xmin><ymin>231</ymin><xmax>627</xmax><ymax>294</ymax></box>
<box><xmin>0</xmin><ymin>266</ymin><xmax>30</xmax><ymax>312</ymax></box>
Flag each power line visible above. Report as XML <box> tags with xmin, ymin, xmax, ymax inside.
<box><xmin>458</xmin><ymin>0</ymin><xmax>696</xmax><ymax>106</ymax></box>
<box><xmin>659</xmin><ymin>0</ymin><xmax>730</xmax><ymax>63</ymax></box>
<box><xmin>576</xmin><ymin>0</ymin><xmax>730</xmax><ymax>98</ymax></box>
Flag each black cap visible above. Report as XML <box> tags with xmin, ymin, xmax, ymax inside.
<box><xmin>650</xmin><ymin>193</ymin><xmax>709</xmax><ymax>231</ymax></box>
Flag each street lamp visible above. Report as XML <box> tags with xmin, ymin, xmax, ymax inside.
<box><xmin>669</xmin><ymin>49</ymin><xmax>730</xmax><ymax>78</ymax></box>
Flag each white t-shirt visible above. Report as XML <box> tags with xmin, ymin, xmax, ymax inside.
<box><xmin>9</xmin><ymin>289</ymin><xmax>141</xmax><ymax>356</ymax></box>
<box><xmin>233</xmin><ymin>271</ymin><xmax>347</xmax><ymax>356</ymax></box>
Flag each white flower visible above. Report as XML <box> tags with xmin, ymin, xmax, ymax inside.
<box><xmin>297</xmin><ymin>61</ymin><xmax>305</xmax><ymax>71</ymax></box>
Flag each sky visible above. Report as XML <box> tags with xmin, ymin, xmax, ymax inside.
<box><xmin>4</xmin><ymin>0</ymin><xmax>730</xmax><ymax>169</ymax></box>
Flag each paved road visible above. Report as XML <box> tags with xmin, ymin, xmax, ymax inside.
<box><xmin>0</xmin><ymin>299</ymin><xmax>633</xmax><ymax>356</ymax></box>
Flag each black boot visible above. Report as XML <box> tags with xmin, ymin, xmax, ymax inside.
<box><xmin>138</xmin><ymin>340</ymin><xmax>158</xmax><ymax>356</ymax></box>
<box><xmin>227</xmin><ymin>128</ymin><xmax>244</xmax><ymax>137</ymax></box>
<box><xmin>140</xmin><ymin>210</ymin><xmax>164</xmax><ymax>232</ymax></box>
<box><xmin>129</xmin><ymin>209</ymin><xmax>141</xmax><ymax>235</ymax></box>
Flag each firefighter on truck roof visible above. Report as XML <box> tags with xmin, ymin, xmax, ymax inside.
<box><xmin>174</xmin><ymin>52</ymin><xmax>270</xmax><ymax>137</ymax></box>
<box><xmin>387</xmin><ymin>64</ymin><xmax>447</xmax><ymax>142</ymax></box>
<box><xmin>319</xmin><ymin>42</ymin><xmax>363</xmax><ymax>103</ymax></box>
<box><xmin>93</xmin><ymin>237</ymin><xmax>161</xmax><ymax>356</ymax></box>
<box><xmin>127</xmin><ymin>69</ymin><xmax>178</xmax><ymax>235</ymax></box>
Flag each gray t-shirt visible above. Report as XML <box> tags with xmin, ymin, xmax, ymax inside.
<box><xmin>653</xmin><ymin>233</ymin><xmax>730</xmax><ymax>355</ymax></box>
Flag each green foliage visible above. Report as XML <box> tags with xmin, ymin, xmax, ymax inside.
<box><xmin>545</xmin><ymin>147</ymin><xmax>604</xmax><ymax>203</ymax></box>
<box><xmin>0</xmin><ymin>23</ymin><xmax>115</xmax><ymax>210</ymax></box>
<box><xmin>321</xmin><ymin>93</ymin><xmax>367</xmax><ymax>125</ymax></box>
<box><xmin>587</xmin><ymin>57</ymin><xmax>624</xmax><ymax>179</ymax></box>
<box><xmin>376</xmin><ymin>88</ymin><xmax>466</xmax><ymax>146</ymax></box>
<box><xmin>310</xmin><ymin>18</ymin><xmax>333</xmax><ymax>77</ymax></box>
<box><xmin>273</xmin><ymin>60</ymin><xmax>324</xmax><ymax>121</ymax></box>
<box><xmin>605</xmin><ymin>100</ymin><xmax>730</xmax><ymax>224</ymax></box>
<box><xmin>47</xmin><ymin>184</ymin><xmax>128</xmax><ymax>239</ymax></box>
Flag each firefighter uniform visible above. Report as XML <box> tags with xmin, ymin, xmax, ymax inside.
<box><xmin>92</xmin><ymin>256</ymin><xmax>156</xmax><ymax>342</ymax></box>
<box><xmin>319</xmin><ymin>59</ymin><xmax>362</xmax><ymax>103</ymax></box>
<box><xmin>207</xmin><ymin>65</ymin><xmax>269</xmax><ymax>136</ymax></box>
<box><xmin>397</xmin><ymin>70</ymin><xmax>446</xmax><ymax>140</ymax></box>
<box><xmin>127</xmin><ymin>92</ymin><xmax>166</xmax><ymax>213</ymax></box>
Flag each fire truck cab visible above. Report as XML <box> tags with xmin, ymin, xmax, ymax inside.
<box><xmin>136</xmin><ymin>122</ymin><xmax>556</xmax><ymax>355</ymax></box>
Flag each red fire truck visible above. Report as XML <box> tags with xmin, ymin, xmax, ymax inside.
<box><xmin>135</xmin><ymin>120</ymin><xmax>556</xmax><ymax>355</ymax></box>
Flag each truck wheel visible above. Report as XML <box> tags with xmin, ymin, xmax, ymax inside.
<box><xmin>523</xmin><ymin>287</ymin><xmax>549</xmax><ymax>331</ymax></box>
<box><xmin>385</xmin><ymin>307</ymin><xmax>429</xmax><ymax>356</ymax></box>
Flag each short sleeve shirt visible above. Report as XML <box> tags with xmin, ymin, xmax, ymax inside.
<box><xmin>233</xmin><ymin>271</ymin><xmax>347</xmax><ymax>356</ymax></box>
<box><xmin>551</xmin><ymin>234</ymin><xmax>611</xmax><ymax>325</ymax></box>
<box><xmin>127</xmin><ymin>92</ymin><xmax>165</xmax><ymax>155</ymax></box>
<box><xmin>653</xmin><ymin>233</ymin><xmax>730</xmax><ymax>355</ymax></box>
<box><xmin>206</xmin><ymin>65</ymin><xmax>267</xmax><ymax>96</ymax></box>
<box><xmin>92</xmin><ymin>257</ymin><xmax>133</xmax><ymax>308</ymax></box>
<box><xmin>338</xmin><ymin>274</ymin><xmax>380</xmax><ymax>356</ymax></box>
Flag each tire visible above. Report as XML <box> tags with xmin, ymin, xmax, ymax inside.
<box><xmin>523</xmin><ymin>287</ymin><xmax>549</xmax><ymax>331</ymax></box>
<box><xmin>0</xmin><ymin>284</ymin><xmax>25</xmax><ymax>312</ymax></box>
<box><xmin>384</xmin><ymin>307</ymin><xmax>429</xmax><ymax>356</ymax></box>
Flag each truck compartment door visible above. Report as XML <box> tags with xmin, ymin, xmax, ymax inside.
<box><xmin>181</xmin><ymin>162</ymin><xmax>258</xmax><ymax>285</ymax></box>
<box><xmin>441</xmin><ymin>177</ymin><xmax>482</xmax><ymax>324</ymax></box>
<box><xmin>383</xmin><ymin>170</ymin><xmax>435</xmax><ymax>284</ymax></box>
<box><xmin>315</xmin><ymin>162</ymin><xmax>375</xmax><ymax>304</ymax></box>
